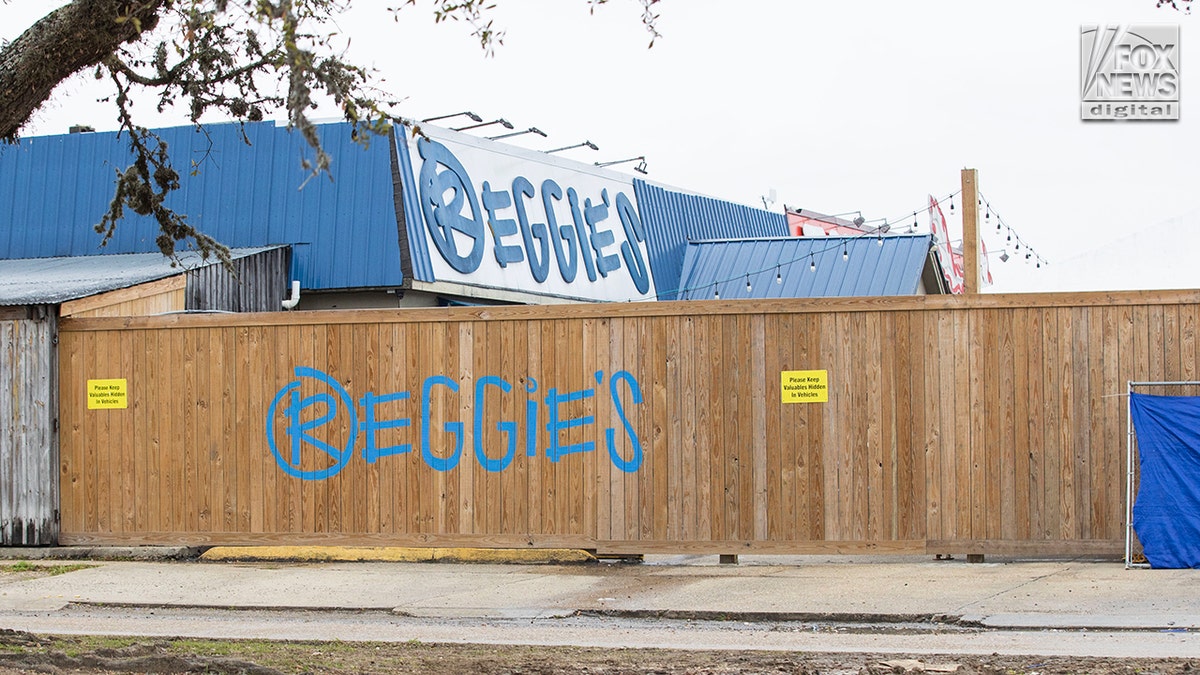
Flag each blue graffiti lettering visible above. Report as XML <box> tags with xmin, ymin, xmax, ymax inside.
<box><xmin>266</xmin><ymin>368</ymin><xmax>646</xmax><ymax>479</ymax></box>
<box><xmin>421</xmin><ymin>375</ymin><xmax>464</xmax><ymax>472</ymax></box>
<box><xmin>544</xmin><ymin>386</ymin><xmax>596</xmax><ymax>462</ymax></box>
<box><xmin>606</xmin><ymin>370</ymin><xmax>644</xmax><ymax>473</ymax></box>
<box><xmin>474</xmin><ymin>376</ymin><xmax>517</xmax><ymax>472</ymax></box>
<box><xmin>525</xmin><ymin>377</ymin><xmax>539</xmax><ymax>458</ymax></box>
<box><xmin>360</xmin><ymin>391</ymin><xmax>412</xmax><ymax>463</ymax></box>
<box><xmin>266</xmin><ymin>367</ymin><xmax>357</xmax><ymax>480</ymax></box>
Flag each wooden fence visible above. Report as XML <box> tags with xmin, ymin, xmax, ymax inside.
<box><xmin>56</xmin><ymin>290</ymin><xmax>1200</xmax><ymax>555</ymax></box>
<box><xmin>1</xmin><ymin>314</ymin><xmax>57</xmax><ymax>545</ymax></box>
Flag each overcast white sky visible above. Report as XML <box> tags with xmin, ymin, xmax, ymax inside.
<box><xmin>5</xmin><ymin>1</ymin><xmax>1198</xmax><ymax>293</ymax></box>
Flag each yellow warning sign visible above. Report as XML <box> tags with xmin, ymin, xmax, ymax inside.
<box><xmin>87</xmin><ymin>379</ymin><xmax>128</xmax><ymax>410</ymax></box>
<box><xmin>781</xmin><ymin>370</ymin><xmax>828</xmax><ymax>404</ymax></box>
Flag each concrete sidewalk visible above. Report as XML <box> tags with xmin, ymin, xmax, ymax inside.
<box><xmin>0</xmin><ymin>551</ymin><xmax>1194</xmax><ymax>631</ymax></box>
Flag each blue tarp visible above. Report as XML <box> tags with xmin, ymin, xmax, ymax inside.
<box><xmin>1130</xmin><ymin>392</ymin><xmax>1200</xmax><ymax>568</ymax></box>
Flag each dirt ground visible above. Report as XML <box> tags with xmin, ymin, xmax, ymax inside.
<box><xmin>0</xmin><ymin>631</ymin><xmax>1194</xmax><ymax>675</ymax></box>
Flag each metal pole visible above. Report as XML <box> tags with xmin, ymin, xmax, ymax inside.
<box><xmin>1125</xmin><ymin>380</ymin><xmax>1134</xmax><ymax>569</ymax></box>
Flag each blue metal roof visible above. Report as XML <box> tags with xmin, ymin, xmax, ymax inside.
<box><xmin>6</xmin><ymin>122</ymin><xmax>926</xmax><ymax>303</ymax></box>
<box><xmin>633</xmin><ymin>180</ymin><xmax>788</xmax><ymax>300</ymax></box>
<box><xmin>676</xmin><ymin>234</ymin><xmax>935</xmax><ymax>300</ymax></box>
<box><xmin>0</xmin><ymin>122</ymin><xmax>402</xmax><ymax>291</ymax></box>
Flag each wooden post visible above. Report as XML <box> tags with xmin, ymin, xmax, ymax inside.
<box><xmin>961</xmin><ymin>168</ymin><xmax>979</xmax><ymax>295</ymax></box>
<box><xmin>960</xmin><ymin>169</ymin><xmax>980</xmax><ymax>295</ymax></box>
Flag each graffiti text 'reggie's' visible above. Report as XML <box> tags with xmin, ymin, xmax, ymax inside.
<box><xmin>266</xmin><ymin>367</ymin><xmax>646</xmax><ymax>480</ymax></box>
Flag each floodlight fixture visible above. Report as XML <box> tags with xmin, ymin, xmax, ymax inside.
<box><xmin>594</xmin><ymin>155</ymin><xmax>648</xmax><ymax>174</ymax></box>
<box><xmin>488</xmin><ymin>127</ymin><xmax>548</xmax><ymax>141</ymax></box>
<box><xmin>421</xmin><ymin>111</ymin><xmax>482</xmax><ymax>124</ymax></box>
<box><xmin>453</xmin><ymin>118</ymin><xmax>514</xmax><ymax>132</ymax></box>
<box><xmin>546</xmin><ymin>140</ymin><xmax>599</xmax><ymax>154</ymax></box>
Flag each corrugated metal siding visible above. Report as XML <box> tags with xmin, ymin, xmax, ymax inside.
<box><xmin>0</xmin><ymin>314</ymin><xmax>57</xmax><ymax>545</ymax></box>
<box><xmin>0</xmin><ymin>122</ymin><xmax>403</xmax><ymax>291</ymax></box>
<box><xmin>677</xmin><ymin>234</ymin><xmax>933</xmax><ymax>300</ymax></box>
<box><xmin>392</xmin><ymin>124</ymin><xmax>435</xmax><ymax>283</ymax></box>
<box><xmin>186</xmin><ymin>246</ymin><xmax>290</xmax><ymax>312</ymax></box>
<box><xmin>633</xmin><ymin>180</ymin><xmax>788</xmax><ymax>300</ymax></box>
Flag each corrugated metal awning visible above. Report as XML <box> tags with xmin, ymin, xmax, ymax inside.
<box><xmin>0</xmin><ymin>246</ymin><xmax>285</xmax><ymax>306</ymax></box>
<box><xmin>675</xmin><ymin>234</ymin><xmax>935</xmax><ymax>300</ymax></box>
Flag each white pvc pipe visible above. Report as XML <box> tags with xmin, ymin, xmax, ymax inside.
<box><xmin>281</xmin><ymin>280</ymin><xmax>301</xmax><ymax>310</ymax></box>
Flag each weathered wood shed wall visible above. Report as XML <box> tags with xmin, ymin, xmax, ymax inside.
<box><xmin>0</xmin><ymin>310</ymin><xmax>58</xmax><ymax>545</ymax></box>
<box><xmin>186</xmin><ymin>246</ymin><xmax>290</xmax><ymax>313</ymax></box>
<box><xmin>54</xmin><ymin>290</ymin><xmax>1198</xmax><ymax>555</ymax></box>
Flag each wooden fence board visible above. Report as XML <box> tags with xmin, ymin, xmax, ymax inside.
<box><xmin>1011</xmin><ymin>308</ymin><xmax>1030</xmax><ymax>540</ymax></box>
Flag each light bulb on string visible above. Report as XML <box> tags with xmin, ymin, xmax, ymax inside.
<box><xmin>810</xmin><ymin>258</ymin><xmax>816</xmax><ymax>273</ymax></box>
<box><xmin>745</xmin><ymin>275</ymin><xmax>752</xmax><ymax>293</ymax></box>
<box><xmin>775</xmin><ymin>267</ymin><xmax>782</xmax><ymax>284</ymax></box>
<box><xmin>842</xmin><ymin>246</ymin><xmax>848</xmax><ymax>262</ymax></box>
<box><xmin>949</xmin><ymin>196</ymin><xmax>955</xmax><ymax>213</ymax></box>
<box><xmin>714</xmin><ymin>287</ymin><xmax>720</xmax><ymax>299</ymax></box>
<box><xmin>911</xmin><ymin>212</ymin><xmax>918</xmax><ymax>233</ymax></box>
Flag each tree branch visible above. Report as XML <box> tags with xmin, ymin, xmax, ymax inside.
<box><xmin>0</xmin><ymin>0</ymin><xmax>165</xmax><ymax>140</ymax></box>
<box><xmin>104</xmin><ymin>52</ymin><xmax>273</xmax><ymax>90</ymax></box>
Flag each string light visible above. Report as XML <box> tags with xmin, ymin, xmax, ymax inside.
<box><xmin>842</xmin><ymin>246</ymin><xmax>848</xmax><ymax>261</ymax></box>
<box><xmin>745</xmin><ymin>275</ymin><xmax>752</xmax><ymax>292</ymax></box>
<box><xmin>810</xmin><ymin>258</ymin><xmax>816</xmax><ymax>272</ymax></box>
<box><xmin>979</xmin><ymin>191</ymin><xmax>1044</xmax><ymax>272</ymax></box>
<box><xmin>775</xmin><ymin>267</ymin><xmax>782</xmax><ymax>284</ymax></box>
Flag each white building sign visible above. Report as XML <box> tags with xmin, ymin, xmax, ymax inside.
<box><xmin>397</xmin><ymin>125</ymin><xmax>656</xmax><ymax>302</ymax></box>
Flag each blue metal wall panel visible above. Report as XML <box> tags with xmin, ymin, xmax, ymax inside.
<box><xmin>633</xmin><ymin>179</ymin><xmax>788</xmax><ymax>300</ymax></box>
<box><xmin>392</xmin><ymin>123</ymin><xmax>435</xmax><ymax>283</ymax></box>
<box><xmin>0</xmin><ymin>122</ymin><xmax>403</xmax><ymax>291</ymax></box>
<box><xmin>677</xmin><ymin>234</ymin><xmax>933</xmax><ymax>300</ymax></box>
